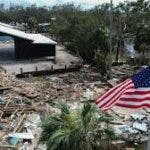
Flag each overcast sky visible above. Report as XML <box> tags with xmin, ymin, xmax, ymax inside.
<box><xmin>25</xmin><ymin>0</ymin><xmax>137</xmax><ymax>8</ymax></box>
<box><xmin>0</xmin><ymin>0</ymin><xmax>138</xmax><ymax>9</ymax></box>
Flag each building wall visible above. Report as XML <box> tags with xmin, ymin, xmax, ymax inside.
<box><xmin>14</xmin><ymin>37</ymin><xmax>56</xmax><ymax>59</ymax></box>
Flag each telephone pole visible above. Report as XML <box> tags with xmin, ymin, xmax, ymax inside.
<box><xmin>108</xmin><ymin>0</ymin><xmax>113</xmax><ymax>79</ymax></box>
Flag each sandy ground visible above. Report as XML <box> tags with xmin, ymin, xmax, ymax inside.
<box><xmin>0</xmin><ymin>42</ymin><xmax>80</xmax><ymax>74</ymax></box>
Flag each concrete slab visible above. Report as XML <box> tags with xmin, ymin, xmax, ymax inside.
<box><xmin>0</xmin><ymin>42</ymin><xmax>80</xmax><ymax>74</ymax></box>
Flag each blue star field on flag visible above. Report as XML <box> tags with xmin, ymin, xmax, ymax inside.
<box><xmin>132</xmin><ymin>67</ymin><xmax>150</xmax><ymax>88</ymax></box>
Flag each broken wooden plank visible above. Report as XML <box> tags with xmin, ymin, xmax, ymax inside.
<box><xmin>107</xmin><ymin>78</ymin><xmax>120</xmax><ymax>87</ymax></box>
<box><xmin>0</xmin><ymin>99</ymin><xmax>11</xmax><ymax>119</ymax></box>
<box><xmin>0</xmin><ymin>145</ymin><xmax>16</xmax><ymax>148</ymax></box>
<box><xmin>18</xmin><ymin>92</ymin><xmax>39</xmax><ymax>99</ymax></box>
<box><xmin>13</xmin><ymin>114</ymin><xmax>27</xmax><ymax>133</ymax></box>
<box><xmin>0</xmin><ymin>87</ymin><xmax>12</xmax><ymax>91</ymax></box>
<box><xmin>0</xmin><ymin>104</ymin><xmax>37</xmax><ymax>115</ymax></box>
<box><xmin>0</xmin><ymin>131</ymin><xmax>7</xmax><ymax>138</ymax></box>
<box><xmin>0</xmin><ymin>87</ymin><xmax>11</xmax><ymax>94</ymax></box>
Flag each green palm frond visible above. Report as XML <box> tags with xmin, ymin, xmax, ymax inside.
<box><xmin>56</xmin><ymin>101</ymin><xmax>70</xmax><ymax>117</ymax></box>
<box><xmin>39</xmin><ymin>102</ymin><xmax>115</xmax><ymax>150</ymax></box>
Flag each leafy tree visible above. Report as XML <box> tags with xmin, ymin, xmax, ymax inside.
<box><xmin>124</xmin><ymin>0</ymin><xmax>150</xmax><ymax>65</ymax></box>
<box><xmin>7</xmin><ymin>5</ymin><xmax>25</xmax><ymax>23</ymax></box>
<box><xmin>112</xmin><ymin>0</ymin><xmax>150</xmax><ymax>65</ymax></box>
<box><xmin>50</xmin><ymin>4</ymin><xmax>110</xmax><ymax>75</ymax></box>
<box><xmin>134</xmin><ymin>24</ymin><xmax>150</xmax><ymax>65</ymax></box>
<box><xmin>0</xmin><ymin>0</ymin><xmax>149</xmax><ymax>68</ymax></box>
<box><xmin>124</xmin><ymin>0</ymin><xmax>150</xmax><ymax>34</ymax></box>
<box><xmin>113</xmin><ymin>5</ymin><xmax>125</xmax><ymax>63</ymax></box>
<box><xmin>27</xmin><ymin>16</ymin><xmax>38</xmax><ymax>33</ymax></box>
<box><xmin>0</xmin><ymin>11</ymin><xmax>9</xmax><ymax>22</ymax></box>
<box><xmin>40</xmin><ymin>102</ymin><xmax>115</xmax><ymax>150</ymax></box>
<box><xmin>134</xmin><ymin>24</ymin><xmax>150</xmax><ymax>53</ymax></box>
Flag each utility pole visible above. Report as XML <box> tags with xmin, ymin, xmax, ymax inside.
<box><xmin>108</xmin><ymin>0</ymin><xmax>113</xmax><ymax>79</ymax></box>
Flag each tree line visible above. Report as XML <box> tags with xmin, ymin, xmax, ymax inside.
<box><xmin>0</xmin><ymin>0</ymin><xmax>150</xmax><ymax>75</ymax></box>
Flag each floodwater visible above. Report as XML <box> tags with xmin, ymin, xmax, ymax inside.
<box><xmin>0</xmin><ymin>36</ymin><xmax>12</xmax><ymax>41</ymax></box>
<box><xmin>0</xmin><ymin>42</ymin><xmax>15</xmax><ymax>61</ymax></box>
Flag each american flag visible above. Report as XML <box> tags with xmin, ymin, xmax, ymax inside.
<box><xmin>96</xmin><ymin>67</ymin><xmax>150</xmax><ymax>111</ymax></box>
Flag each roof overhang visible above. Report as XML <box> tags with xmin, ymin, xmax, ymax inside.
<box><xmin>0</xmin><ymin>22</ymin><xmax>57</xmax><ymax>45</ymax></box>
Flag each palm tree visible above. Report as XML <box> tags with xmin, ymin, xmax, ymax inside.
<box><xmin>39</xmin><ymin>102</ymin><xmax>115</xmax><ymax>150</ymax></box>
<box><xmin>27</xmin><ymin>17</ymin><xmax>38</xmax><ymax>33</ymax></box>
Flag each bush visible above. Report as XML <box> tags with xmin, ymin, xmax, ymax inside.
<box><xmin>39</xmin><ymin>102</ymin><xmax>115</xmax><ymax>150</ymax></box>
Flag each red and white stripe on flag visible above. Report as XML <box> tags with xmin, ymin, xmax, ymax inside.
<box><xmin>96</xmin><ymin>79</ymin><xmax>150</xmax><ymax>111</ymax></box>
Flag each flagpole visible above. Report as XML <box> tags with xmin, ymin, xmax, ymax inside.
<box><xmin>108</xmin><ymin>0</ymin><xmax>113</xmax><ymax>79</ymax></box>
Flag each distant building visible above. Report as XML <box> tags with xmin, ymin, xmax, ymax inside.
<box><xmin>37</xmin><ymin>23</ymin><xmax>51</xmax><ymax>33</ymax></box>
<box><xmin>0</xmin><ymin>22</ymin><xmax>57</xmax><ymax>60</ymax></box>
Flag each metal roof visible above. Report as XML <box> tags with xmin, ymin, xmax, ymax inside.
<box><xmin>0</xmin><ymin>22</ymin><xmax>57</xmax><ymax>45</ymax></box>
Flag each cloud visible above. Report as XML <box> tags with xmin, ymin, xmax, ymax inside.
<box><xmin>48</xmin><ymin>0</ymin><xmax>138</xmax><ymax>9</ymax></box>
<box><xmin>26</xmin><ymin>0</ymin><xmax>136</xmax><ymax>5</ymax></box>
<box><xmin>0</xmin><ymin>0</ymin><xmax>138</xmax><ymax>8</ymax></box>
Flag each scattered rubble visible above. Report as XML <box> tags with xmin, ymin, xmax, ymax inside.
<box><xmin>111</xmin><ymin>109</ymin><xmax>150</xmax><ymax>145</ymax></box>
<box><xmin>0</xmin><ymin>64</ymin><xmax>148</xmax><ymax>149</ymax></box>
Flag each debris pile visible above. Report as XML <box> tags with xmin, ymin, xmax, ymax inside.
<box><xmin>0</xmin><ymin>112</ymin><xmax>43</xmax><ymax>149</ymax></box>
<box><xmin>0</xmin><ymin>71</ymin><xmax>11</xmax><ymax>87</ymax></box>
<box><xmin>0</xmin><ymin>67</ymin><xmax>102</xmax><ymax>149</ymax></box>
<box><xmin>0</xmin><ymin>64</ymin><xmax>146</xmax><ymax>149</ymax></box>
<box><xmin>111</xmin><ymin>64</ymin><xmax>137</xmax><ymax>80</ymax></box>
<box><xmin>112</xmin><ymin>111</ymin><xmax>150</xmax><ymax>144</ymax></box>
<box><xmin>0</xmin><ymin>70</ymin><xmax>43</xmax><ymax>149</ymax></box>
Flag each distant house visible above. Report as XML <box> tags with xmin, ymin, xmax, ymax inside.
<box><xmin>37</xmin><ymin>23</ymin><xmax>50</xmax><ymax>33</ymax></box>
<box><xmin>0</xmin><ymin>22</ymin><xmax>57</xmax><ymax>60</ymax></box>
